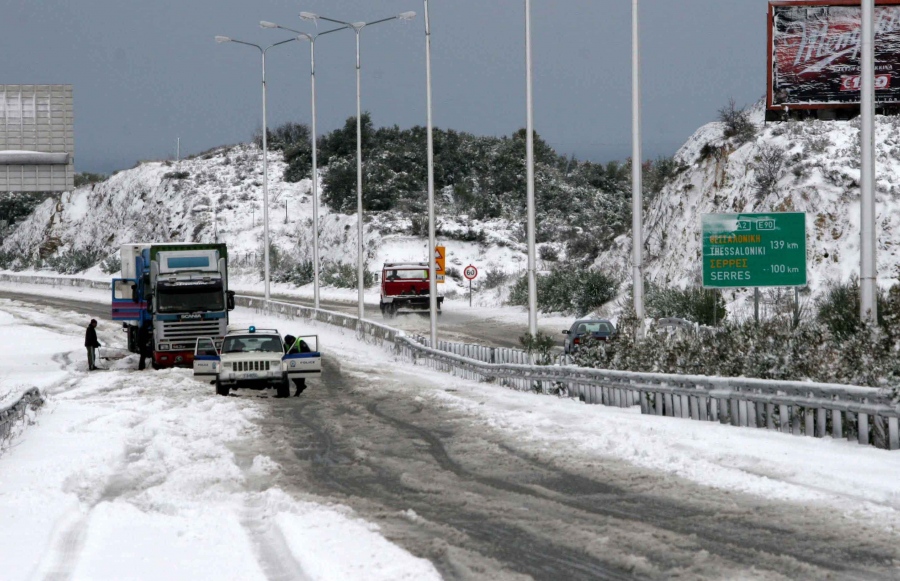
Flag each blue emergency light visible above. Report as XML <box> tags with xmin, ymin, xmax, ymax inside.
<box><xmin>249</xmin><ymin>326</ymin><xmax>256</xmax><ymax>333</ymax></box>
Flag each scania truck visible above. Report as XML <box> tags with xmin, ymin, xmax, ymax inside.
<box><xmin>111</xmin><ymin>243</ymin><xmax>235</xmax><ymax>368</ymax></box>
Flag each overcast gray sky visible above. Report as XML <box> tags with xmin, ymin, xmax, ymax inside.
<box><xmin>3</xmin><ymin>0</ymin><xmax>764</xmax><ymax>174</ymax></box>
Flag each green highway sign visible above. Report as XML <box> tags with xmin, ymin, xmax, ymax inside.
<box><xmin>702</xmin><ymin>212</ymin><xmax>806</xmax><ymax>288</ymax></box>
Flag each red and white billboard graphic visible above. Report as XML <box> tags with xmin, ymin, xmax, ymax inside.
<box><xmin>768</xmin><ymin>1</ymin><xmax>900</xmax><ymax>109</ymax></box>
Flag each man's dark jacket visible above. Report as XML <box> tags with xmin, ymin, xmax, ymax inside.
<box><xmin>85</xmin><ymin>326</ymin><xmax>100</xmax><ymax>348</ymax></box>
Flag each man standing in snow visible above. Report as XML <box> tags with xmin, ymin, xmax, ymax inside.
<box><xmin>85</xmin><ymin>319</ymin><xmax>101</xmax><ymax>371</ymax></box>
<box><xmin>137</xmin><ymin>321</ymin><xmax>153</xmax><ymax>370</ymax></box>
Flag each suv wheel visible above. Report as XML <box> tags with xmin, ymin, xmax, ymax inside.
<box><xmin>277</xmin><ymin>376</ymin><xmax>290</xmax><ymax>398</ymax></box>
<box><xmin>215</xmin><ymin>379</ymin><xmax>230</xmax><ymax>397</ymax></box>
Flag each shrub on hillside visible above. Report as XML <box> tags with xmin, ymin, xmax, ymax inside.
<box><xmin>646</xmin><ymin>283</ymin><xmax>727</xmax><ymax>326</ymax></box>
<box><xmin>816</xmin><ymin>276</ymin><xmax>887</xmax><ymax>339</ymax></box>
<box><xmin>74</xmin><ymin>172</ymin><xmax>106</xmax><ymax>188</ymax></box>
<box><xmin>508</xmin><ymin>264</ymin><xmax>618</xmax><ymax>316</ymax></box>
<box><xmin>752</xmin><ymin>143</ymin><xmax>786</xmax><ymax>201</ymax></box>
<box><xmin>718</xmin><ymin>98</ymin><xmax>756</xmax><ymax>144</ymax></box>
<box><xmin>0</xmin><ymin>192</ymin><xmax>52</xmax><ymax>232</ymax></box>
<box><xmin>322</xmin><ymin>260</ymin><xmax>376</xmax><ymax>289</ymax></box>
<box><xmin>44</xmin><ymin>248</ymin><xmax>105</xmax><ymax>274</ymax></box>
<box><xmin>100</xmin><ymin>254</ymin><xmax>122</xmax><ymax>275</ymax></box>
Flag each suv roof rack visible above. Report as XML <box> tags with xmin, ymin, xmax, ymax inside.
<box><xmin>227</xmin><ymin>327</ymin><xmax>280</xmax><ymax>335</ymax></box>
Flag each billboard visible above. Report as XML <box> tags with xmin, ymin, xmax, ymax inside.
<box><xmin>0</xmin><ymin>85</ymin><xmax>74</xmax><ymax>192</ymax></box>
<box><xmin>768</xmin><ymin>1</ymin><xmax>900</xmax><ymax>110</ymax></box>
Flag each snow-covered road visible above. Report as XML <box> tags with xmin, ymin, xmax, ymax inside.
<box><xmin>0</xmin><ymin>302</ymin><xmax>439</xmax><ymax>581</ymax></box>
<box><xmin>2</xmin><ymin>286</ymin><xmax>900</xmax><ymax>579</ymax></box>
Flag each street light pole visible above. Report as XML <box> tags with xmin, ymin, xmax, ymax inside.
<box><xmin>424</xmin><ymin>0</ymin><xmax>438</xmax><ymax>348</ymax></box>
<box><xmin>354</xmin><ymin>26</ymin><xmax>365</xmax><ymax>321</ymax></box>
<box><xmin>215</xmin><ymin>35</ymin><xmax>296</xmax><ymax>304</ymax></box>
<box><xmin>261</xmin><ymin>22</ymin><xmax>348</xmax><ymax>311</ymax></box>
<box><xmin>860</xmin><ymin>0</ymin><xmax>877</xmax><ymax>322</ymax></box>
<box><xmin>524</xmin><ymin>0</ymin><xmax>538</xmax><ymax>337</ymax></box>
<box><xmin>632</xmin><ymin>0</ymin><xmax>645</xmax><ymax>331</ymax></box>
<box><xmin>300</xmin><ymin>11</ymin><xmax>417</xmax><ymax>321</ymax></box>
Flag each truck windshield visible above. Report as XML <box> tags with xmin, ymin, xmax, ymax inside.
<box><xmin>385</xmin><ymin>269</ymin><xmax>427</xmax><ymax>281</ymax></box>
<box><xmin>157</xmin><ymin>281</ymin><xmax>225</xmax><ymax>313</ymax></box>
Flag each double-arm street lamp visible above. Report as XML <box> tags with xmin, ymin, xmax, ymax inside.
<box><xmin>215</xmin><ymin>34</ymin><xmax>296</xmax><ymax>303</ymax></box>
<box><xmin>260</xmin><ymin>21</ymin><xmax>349</xmax><ymax>310</ymax></box>
<box><xmin>299</xmin><ymin>10</ymin><xmax>416</xmax><ymax>321</ymax></box>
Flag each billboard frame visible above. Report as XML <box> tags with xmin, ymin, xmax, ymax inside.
<box><xmin>767</xmin><ymin>0</ymin><xmax>900</xmax><ymax>113</ymax></box>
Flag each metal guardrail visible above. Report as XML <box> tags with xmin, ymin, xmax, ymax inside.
<box><xmin>0</xmin><ymin>388</ymin><xmax>43</xmax><ymax>446</ymax></box>
<box><xmin>4</xmin><ymin>274</ymin><xmax>898</xmax><ymax>451</ymax></box>
<box><xmin>396</xmin><ymin>335</ymin><xmax>900</xmax><ymax>450</ymax></box>
<box><xmin>0</xmin><ymin>272</ymin><xmax>112</xmax><ymax>290</ymax></box>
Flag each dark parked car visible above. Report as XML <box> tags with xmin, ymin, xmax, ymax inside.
<box><xmin>562</xmin><ymin>319</ymin><xmax>617</xmax><ymax>354</ymax></box>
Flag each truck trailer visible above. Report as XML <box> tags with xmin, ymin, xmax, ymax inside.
<box><xmin>111</xmin><ymin>243</ymin><xmax>235</xmax><ymax>368</ymax></box>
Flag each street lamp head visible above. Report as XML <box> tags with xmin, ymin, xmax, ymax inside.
<box><xmin>259</xmin><ymin>21</ymin><xmax>279</xmax><ymax>29</ymax></box>
<box><xmin>398</xmin><ymin>11</ymin><xmax>416</xmax><ymax>21</ymax></box>
<box><xmin>214</xmin><ymin>35</ymin><xmax>232</xmax><ymax>43</ymax></box>
<box><xmin>295</xmin><ymin>33</ymin><xmax>313</xmax><ymax>42</ymax></box>
<box><xmin>351</xmin><ymin>22</ymin><xmax>366</xmax><ymax>29</ymax></box>
<box><xmin>299</xmin><ymin>12</ymin><xmax>319</xmax><ymax>21</ymax></box>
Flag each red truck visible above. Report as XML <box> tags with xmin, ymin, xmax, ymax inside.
<box><xmin>379</xmin><ymin>262</ymin><xmax>443</xmax><ymax>318</ymax></box>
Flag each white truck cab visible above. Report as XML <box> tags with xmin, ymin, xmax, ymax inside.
<box><xmin>193</xmin><ymin>326</ymin><xmax>321</xmax><ymax>397</ymax></box>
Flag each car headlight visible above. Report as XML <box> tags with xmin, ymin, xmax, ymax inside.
<box><xmin>223</xmin><ymin>362</ymin><xmax>232</xmax><ymax>369</ymax></box>
<box><xmin>158</xmin><ymin>344</ymin><xmax>170</xmax><ymax>351</ymax></box>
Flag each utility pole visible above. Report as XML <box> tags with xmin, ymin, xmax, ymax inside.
<box><xmin>860</xmin><ymin>0</ymin><xmax>877</xmax><ymax>322</ymax></box>
<box><xmin>524</xmin><ymin>0</ymin><xmax>538</xmax><ymax>337</ymax></box>
<box><xmin>632</xmin><ymin>0</ymin><xmax>645</xmax><ymax>333</ymax></box>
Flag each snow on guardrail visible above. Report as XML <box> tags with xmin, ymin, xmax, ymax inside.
<box><xmin>0</xmin><ymin>387</ymin><xmax>43</xmax><ymax>450</ymax></box>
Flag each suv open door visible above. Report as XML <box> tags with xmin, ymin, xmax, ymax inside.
<box><xmin>283</xmin><ymin>334</ymin><xmax>322</xmax><ymax>381</ymax></box>
<box><xmin>193</xmin><ymin>337</ymin><xmax>219</xmax><ymax>381</ymax></box>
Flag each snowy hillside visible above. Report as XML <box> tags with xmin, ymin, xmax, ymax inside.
<box><xmin>0</xmin><ymin>145</ymin><xmax>527</xmax><ymax>303</ymax></box>
<box><xmin>7</xmin><ymin>107</ymin><xmax>900</xmax><ymax>315</ymax></box>
<box><xmin>599</xmin><ymin>103</ymin><xmax>900</xmax><ymax>313</ymax></box>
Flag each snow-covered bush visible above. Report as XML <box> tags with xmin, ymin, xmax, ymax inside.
<box><xmin>645</xmin><ymin>283</ymin><xmax>726</xmax><ymax>326</ymax></box>
<box><xmin>44</xmin><ymin>248</ymin><xmax>106</xmax><ymax>274</ymax></box>
<box><xmin>718</xmin><ymin>97</ymin><xmax>756</xmax><ymax>144</ymax></box>
<box><xmin>508</xmin><ymin>264</ymin><xmax>618</xmax><ymax>316</ymax></box>
<box><xmin>576</xmin><ymin>304</ymin><xmax>900</xmax><ymax>390</ymax></box>
<box><xmin>100</xmin><ymin>253</ymin><xmax>122</xmax><ymax>275</ymax></box>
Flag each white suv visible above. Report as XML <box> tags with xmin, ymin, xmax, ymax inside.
<box><xmin>193</xmin><ymin>327</ymin><xmax>321</xmax><ymax>397</ymax></box>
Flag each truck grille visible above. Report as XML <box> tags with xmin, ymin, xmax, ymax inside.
<box><xmin>161</xmin><ymin>320</ymin><xmax>224</xmax><ymax>342</ymax></box>
<box><xmin>234</xmin><ymin>361</ymin><xmax>271</xmax><ymax>372</ymax></box>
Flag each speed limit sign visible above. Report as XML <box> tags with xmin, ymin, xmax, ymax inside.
<box><xmin>464</xmin><ymin>265</ymin><xmax>478</xmax><ymax>280</ymax></box>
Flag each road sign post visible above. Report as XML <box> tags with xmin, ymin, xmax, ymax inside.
<box><xmin>464</xmin><ymin>265</ymin><xmax>478</xmax><ymax>307</ymax></box>
<box><xmin>702</xmin><ymin>212</ymin><xmax>807</xmax><ymax>289</ymax></box>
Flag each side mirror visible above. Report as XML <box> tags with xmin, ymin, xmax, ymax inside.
<box><xmin>374</xmin><ymin>273</ymin><xmax>381</xmax><ymax>282</ymax></box>
<box><xmin>226</xmin><ymin>290</ymin><xmax>235</xmax><ymax>311</ymax></box>
<box><xmin>562</xmin><ymin>330</ymin><xmax>570</xmax><ymax>335</ymax></box>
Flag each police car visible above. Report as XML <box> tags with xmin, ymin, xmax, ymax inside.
<box><xmin>193</xmin><ymin>326</ymin><xmax>321</xmax><ymax>397</ymax></box>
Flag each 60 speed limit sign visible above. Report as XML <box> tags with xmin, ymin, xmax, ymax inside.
<box><xmin>463</xmin><ymin>265</ymin><xmax>478</xmax><ymax>280</ymax></box>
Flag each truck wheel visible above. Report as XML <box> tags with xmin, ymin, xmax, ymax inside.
<box><xmin>277</xmin><ymin>376</ymin><xmax>290</xmax><ymax>398</ymax></box>
<box><xmin>215</xmin><ymin>379</ymin><xmax>230</xmax><ymax>397</ymax></box>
